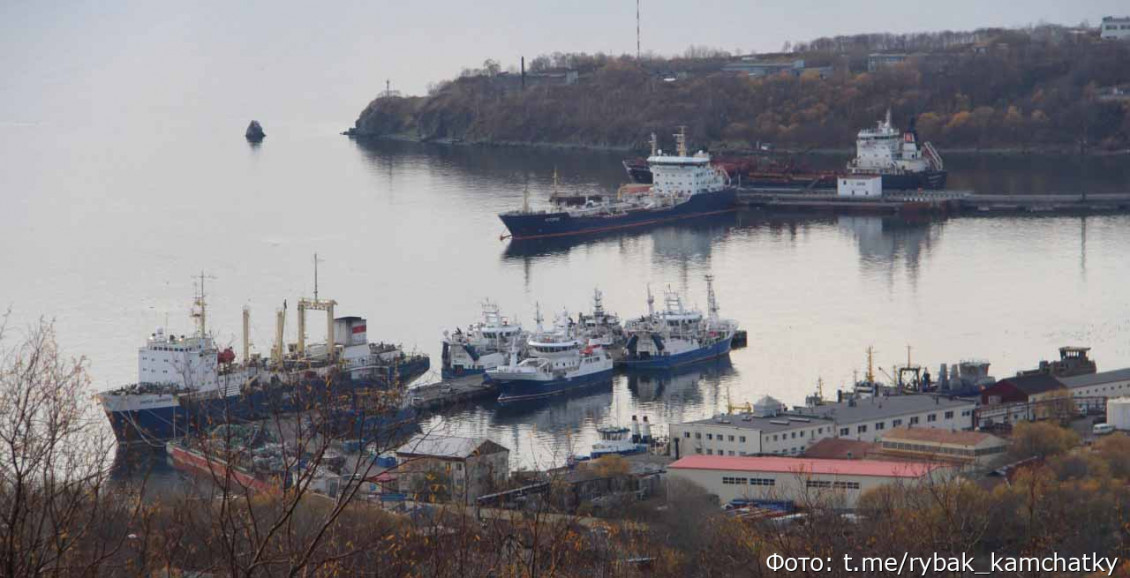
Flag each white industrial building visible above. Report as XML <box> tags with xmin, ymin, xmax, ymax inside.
<box><xmin>668</xmin><ymin>455</ymin><xmax>950</xmax><ymax>509</ymax></box>
<box><xmin>1061</xmin><ymin>368</ymin><xmax>1130</xmax><ymax>413</ymax></box>
<box><xmin>1107</xmin><ymin>397</ymin><xmax>1130</xmax><ymax>430</ymax></box>
<box><xmin>669</xmin><ymin>394</ymin><xmax>977</xmax><ymax>459</ymax></box>
<box><xmin>837</xmin><ymin>176</ymin><xmax>883</xmax><ymax>198</ymax></box>
<box><xmin>1101</xmin><ymin>17</ymin><xmax>1130</xmax><ymax>41</ymax></box>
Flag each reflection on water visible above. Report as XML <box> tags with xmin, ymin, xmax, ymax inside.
<box><xmin>6</xmin><ymin>125</ymin><xmax>1130</xmax><ymax>473</ymax></box>
<box><xmin>423</xmin><ymin>358</ymin><xmax>740</xmax><ymax>469</ymax></box>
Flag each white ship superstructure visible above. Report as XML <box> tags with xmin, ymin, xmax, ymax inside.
<box><xmin>576</xmin><ymin>288</ymin><xmax>623</xmax><ymax>349</ymax></box>
<box><xmin>846</xmin><ymin>110</ymin><xmax>946</xmax><ymax>190</ymax></box>
<box><xmin>442</xmin><ymin>300</ymin><xmax>526</xmax><ymax>378</ymax></box>
<box><xmin>621</xmin><ymin>276</ymin><xmax>736</xmax><ymax>369</ymax></box>
<box><xmin>490</xmin><ymin>308</ymin><xmax>614</xmax><ymax>403</ymax></box>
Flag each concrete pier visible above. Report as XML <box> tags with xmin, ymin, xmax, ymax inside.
<box><xmin>407</xmin><ymin>375</ymin><xmax>498</xmax><ymax>411</ymax></box>
<box><xmin>737</xmin><ymin>188</ymin><xmax>1130</xmax><ymax>216</ymax></box>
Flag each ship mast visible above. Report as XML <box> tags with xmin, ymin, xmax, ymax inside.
<box><xmin>646</xmin><ymin>285</ymin><xmax>654</xmax><ymax>317</ymax></box>
<box><xmin>705</xmin><ymin>274</ymin><xmax>719</xmax><ymax>319</ymax></box>
<box><xmin>297</xmin><ymin>254</ymin><xmax>337</xmax><ymax>361</ymax></box>
<box><xmin>191</xmin><ymin>271</ymin><xmax>215</xmax><ymax>339</ymax></box>
<box><xmin>649</xmin><ymin>132</ymin><xmax>657</xmax><ymax>157</ymax></box>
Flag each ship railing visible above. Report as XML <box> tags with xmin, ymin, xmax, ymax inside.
<box><xmin>923</xmin><ymin>141</ymin><xmax>944</xmax><ymax>171</ymax></box>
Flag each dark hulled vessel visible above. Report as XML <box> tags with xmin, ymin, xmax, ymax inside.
<box><xmin>501</xmin><ymin>130</ymin><xmax>737</xmax><ymax>241</ymax></box>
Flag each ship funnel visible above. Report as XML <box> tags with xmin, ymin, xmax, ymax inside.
<box><xmin>631</xmin><ymin>415</ymin><xmax>640</xmax><ymax>443</ymax></box>
<box><xmin>641</xmin><ymin>416</ymin><xmax>652</xmax><ymax>443</ymax></box>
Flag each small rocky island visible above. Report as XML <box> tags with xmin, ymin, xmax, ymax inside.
<box><xmin>245</xmin><ymin>120</ymin><xmax>265</xmax><ymax>143</ymax></box>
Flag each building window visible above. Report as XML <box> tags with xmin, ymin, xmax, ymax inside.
<box><xmin>773</xmin><ymin>435</ymin><xmax>778</xmax><ymax>441</ymax></box>
<box><xmin>910</xmin><ymin>417</ymin><xmax>919</xmax><ymax>425</ymax></box>
<box><xmin>695</xmin><ymin>448</ymin><xmax>702</xmax><ymax>454</ymax></box>
<box><xmin>707</xmin><ymin>434</ymin><xmax>713</xmax><ymax>440</ymax></box>
<box><xmin>750</xmin><ymin>478</ymin><xmax>775</xmax><ymax>486</ymax></box>
<box><xmin>806</xmin><ymin>480</ymin><xmax>832</xmax><ymax>489</ymax></box>
<box><xmin>684</xmin><ymin>432</ymin><xmax>690</xmax><ymax>438</ymax></box>
<box><xmin>791</xmin><ymin>432</ymin><xmax>797</xmax><ymax>439</ymax></box>
<box><xmin>740</xmin><ymin>436</ymin><xmax>746</xmax><ymax>443</ymax></box>
<box><xmin>706</xmin><ymin>449</ymin><xmax>713</xmax><ymax>455</ymax></box>
<box><xmin>927</xmin><ymin>414</ymin><xmax>937</xmax><ymax>423</ymax></box>
<box><xmin>695</xmin><ymin>432</ymin><xmax>701</xmax><ymax>439</ymax></box>
<box><xmin>857</xmin><ymin>425</ymin><xmax>867</xmax><ymax>434</ymax></box>
<box><xmin>875</xmin><ymin>422</ymin><xmax>885</xmax><ymax>430</ymax></box>
<box><xmin>945</xmin><ymin>411</ymin><xmax>954</xmax><ymax>419</ymax></box>
<box><xmin>892</xmin><ymin>419</ymin><xmax>902</xmax><ymax>427</ymax></box>
<box><xmin>840</xmin><ymin>428</ymin><xmax>849</xmax><ymax>436</ymax></box>
<box><xmin>728</xmin><ymin>435</ymin><xmax>735</xmax><ymax>442</ymax></box>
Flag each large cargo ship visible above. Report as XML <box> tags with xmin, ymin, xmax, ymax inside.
<box><xmin>621</xmin><ymin>276</ymin><xmax>737</xmax><ymax>370</ymax></box>
<box><xmin>97</xmin><ymin>279</ymin><xmax>428</xmax><ymax>445</ymax></box>
<box><xmin>500</xmin><ymin>129</ymin><xmax>737</xmax><ymax>240</ymax></box>
<box><xmin>623</xmin><ymin>112</ymin><xmax>946</xmax><ymax>191</ymax></box>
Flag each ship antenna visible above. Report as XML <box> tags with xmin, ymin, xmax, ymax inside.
<box><xmin>535</xmin><ymin>302</ymin><xmax>543</xmax><ymax>331</ymax></box>
<box><xmin>523</xmin><ymin>179</ymin><xmax>531</xmax><ymax>213</ymax></box>
<box><xmin>649</xmin><ymin>132</ymin><xmax>657</xmax><ymax>157</ymax></box>
<box><xmin>646</xmin><ymin>285</ymin><xmax>654</xmax><ymax>317</ymax></box>
<box><xmin>884</xmin><ymin>108</ymin><xmax>891</xmax><ymax>129</ymax></box>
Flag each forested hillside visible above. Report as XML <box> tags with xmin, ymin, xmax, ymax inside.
<box><xmin>350</xmin><ymin>25</ymin><xmax>1130</xmax><ymax>152</ymax></box>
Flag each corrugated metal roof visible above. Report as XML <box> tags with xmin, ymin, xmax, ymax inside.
<box><xmin>879</xmin><ymin>427</ymin><xmax>1003</xmax><ymax>447</ymax></box>
<box><xmin>396</xmin><ymin>434</ymin><xmax>505</xmax><ymax>459</ymax></box>
<box><xmin>1060</xmin><ymin>368</ymin><xmax>1130</xmax><ymax>389</ymax></box>
<box><xmin>992</xmin><ymin>374</ymin><xmax>1065</xmax><ymax>395</ymax></box>
<box><xmin>668</xmin><ymin>455</ymin><xmax>945</xmax><ymax>478</ymax></box>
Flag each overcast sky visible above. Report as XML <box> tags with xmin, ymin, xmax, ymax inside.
<box><xmin>1</xmin><ymin>0</ymin><xmax>1126</xmax><ymax>125</ymax></box>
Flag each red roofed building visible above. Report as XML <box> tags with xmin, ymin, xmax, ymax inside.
<box><xmin>668</xmin><ymin>455</ymin><xmax>950</xmax><ymax>509</ymax></box>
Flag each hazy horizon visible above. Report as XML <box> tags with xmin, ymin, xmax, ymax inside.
<box><xmin>1</xmin><ymin>0</ymin><xmax>1127</xmax><ymax>128</ymax></box>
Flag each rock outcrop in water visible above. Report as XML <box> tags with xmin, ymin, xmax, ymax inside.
<box><xmin>245</xmin><ymin>121</ymin><xmax>266</xmax><ymax>143</ymax></box>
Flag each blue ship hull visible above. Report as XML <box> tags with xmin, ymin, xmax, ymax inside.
<box><xmin>496</xmin><ymin>368</ymin><xmax>615</xmax><ymax>403</ymax></box>
<box><xmin>620</xmin><ymin>336</ymin><xmax>733</xmax><ymax>371</ymax></box>
<box><xmin>105</xmin><ymin>361</ymin><xmax>429</xmax><ymax>446</ymax></box>
<box><xmin>441</xmin><ymin>366</ymin><xmax>486</xmax><ymax>380</ymax></box>
<box><xmin>500</xmin><ymin>189</ymin><xmax>737</xmax><ymax>240</ymax></box>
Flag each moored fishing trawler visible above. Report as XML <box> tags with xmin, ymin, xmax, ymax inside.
<box><xmin>499</xmin><ymin>129</ymin><xmax>736</xmax><ymax>240</ymax></box>
<box><xmin>489</xmin><ymin>308</ymin><xmax>615</xmax><ymax>403</ymax></box>
<box><xmin>575</xmin><ymin>288</ymin><xmax>624</xmax><ymax>356</ymax></box>
<box><xmin>441</xmin><ymin>300</ymin><xmax>526</xmax><ymax>379</ymax></box>
<box><xmin>621</xmin><ymin>275</ymin><xmax>737</xmax><ymax>370</ymax></box>
<box><xmin>97</xmin><ymin>275</ymin><xmax>428</xmax><ymax>446</ymax></box>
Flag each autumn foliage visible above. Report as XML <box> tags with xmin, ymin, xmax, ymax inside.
<box><xmin>353</xmin><ymin>25</ymin><xmax>1130</xmax><ymax>152</ymax></box>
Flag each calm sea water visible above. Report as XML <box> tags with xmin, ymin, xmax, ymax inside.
<box><xmin>3</xmin><ymin>119</ymin><xmax>1130</xmax><ymax>470</ymax></box>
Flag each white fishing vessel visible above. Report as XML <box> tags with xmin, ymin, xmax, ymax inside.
<box><xmin>490</xmin><ymin>307</ymin><xmax>614</xmax><ymax>403</ymax></box>
<box><xmin>575</xmin><ymin>288</ymin><xmax>624</xmax><ymax>350</ymax></box>
<box><xmin>441</xmin><ymin>300</ymin><xmax>526</xmax><ymax>378</ymax></box>
<box><xmin>621</xmin><ymin>275</ymin><xmax>737</xmax><ymax>370</ymax></box>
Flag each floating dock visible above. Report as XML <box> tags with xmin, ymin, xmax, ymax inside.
<box><xmin>737</xmin><ymin>188</ymin><xmax>1130</xmax><ymax>216</ymax></box>
<box><xmin>407</xmin><ymin>375</ymin><xmax>498</xmax><ymax>411</ymax></box>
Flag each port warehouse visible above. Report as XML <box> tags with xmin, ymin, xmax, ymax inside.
<box><xmin>669</xmin><ymin>394</ymin><xmax>976</xmax><ymax>458</ymax></box>
<box><xmin>976</xmin><ymin>368</ymin><xmax>1130</xmax><ymax>425</ymax></box>
<box><xmin>667</xmin><ymin>455</ymin><xmax>951</xmax><ymax>509</ymax></box>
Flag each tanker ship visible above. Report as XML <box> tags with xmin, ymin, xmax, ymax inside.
<box><xmin>623</xmin><ymin>112</ymin><xmax>946</xmax><ymax>191</ymax></box>
<box><xmin>500</xmin><ymin>129</ymin><xmax>736</xmax><ymax>240</ymax></box>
